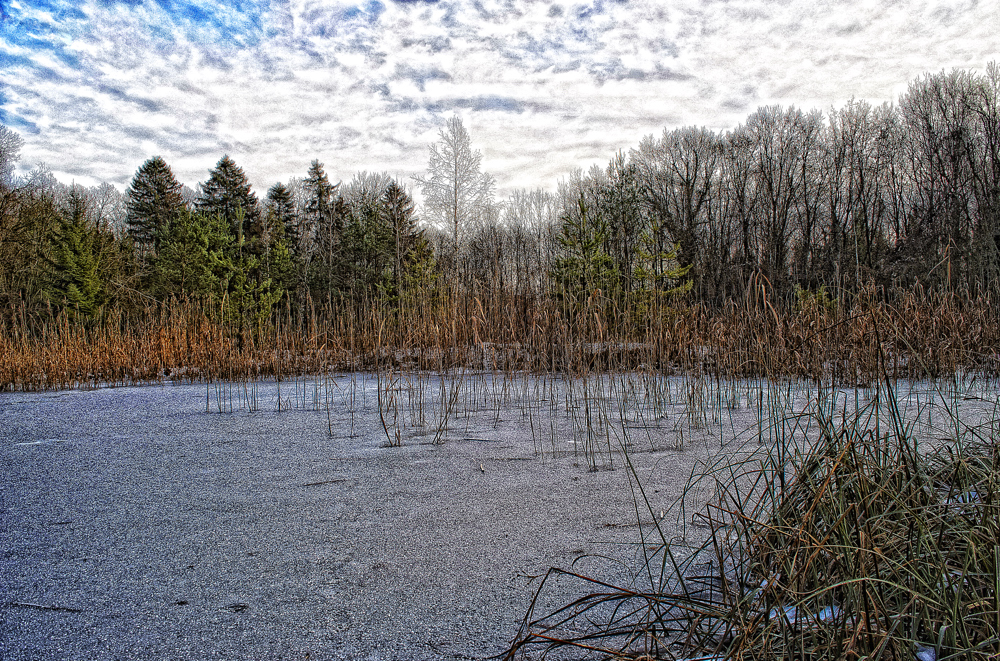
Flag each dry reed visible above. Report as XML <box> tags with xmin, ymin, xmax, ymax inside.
<box><xmin>504</xmin><ymin>376</ymin><xmax>1000</xmax><ymax>660</ymax></box>
<box><xmin>2</xmin><ymin>284</ymin><xmax>999</xmax><ymax>392</ymax></box>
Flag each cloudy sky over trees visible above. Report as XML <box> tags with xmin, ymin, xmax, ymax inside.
<box><xmin>2</xmin><ymin>0</ymin><xmax>997</xmax><ymax>195</ymax></box>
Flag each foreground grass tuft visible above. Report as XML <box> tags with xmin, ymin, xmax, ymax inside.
<box><xmin>505</xmin><ymin>381</ymin><xmax>1000</xmax><ymax>660</ymax></box>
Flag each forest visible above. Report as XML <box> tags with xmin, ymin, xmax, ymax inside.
<box><xmin>2</xmin><ymin>65</ymin><xmax>1000</xmax><ymax>388</ymax></box>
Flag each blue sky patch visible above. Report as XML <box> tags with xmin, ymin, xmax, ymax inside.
<box><xmin>0</xmin><ymin>106</ymin><xmax>40</xmax><ymax>135</ymax></box>
<box><xmin>0</xmin><ymin>51</ymin><xmax>35</xmax><ymax>70</ymax></box>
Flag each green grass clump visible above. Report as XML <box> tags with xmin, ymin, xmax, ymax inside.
<box><xmin>505</xmin><ymin>382</ymin><xmax>1000</xmax><ymax>660</ymax></box>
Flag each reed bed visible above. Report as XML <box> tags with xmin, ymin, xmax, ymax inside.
<box><xmin>2</xmin><ymin>285</ymin><xmax>1000</xmax><ymax>392</ymax></box>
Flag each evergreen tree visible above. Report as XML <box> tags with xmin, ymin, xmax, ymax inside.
<box><xmin>551</xmin><ymin>194</ymin><xmax>618</xmax><ymax>309</ymax></box>
<box><xmin>261</xmin><ymin>233</ymin><xmax>294</xmax><ymax>301</ymax></box>
<box><xmin>633</xmin><ymin>230</ymin><xmax>691</xmax><ymax>293</ymax></box>
<box><xmin>266</xmin><ymin>182</ymin><xmax>297</xmax><ymax>251</ymax></box>
<box><xmin>380</xmin><ymin>181</ymin><xmax>432</xmax><ymax>296</ymax></box>
<box><xmin>338</xmin><ymin>194</ymin><xmax>387</xmax><ymax>295</ymax></box>
<box><xmin>152</xmin><ymin>207</ymin><xmax>285</xmax><ymax>323</ymax></box>
<box><xmin>304</xmin><ymin>160</ymin><xmax>336</xmax><ymax>229</ymax></box>
<box><xmin>228</xmin><ymin>251</ymin><xmax>284</xmax><ymax>325</ymax></box>
<box><xmin>595</xmin><ymin>152</ymin><xmax>644</xmax><ymax>293</ymax></box>
<box><xmin>152</xmin><ymin>209</ymin><xmax>234</xmax><ymax>300</ymax></box>
<box><xmin>329</xmin><ymin>175</ymin><xmax>434</xmax><ymax>299</ymax></box>
<box><xmin>306</xmin><ymin>162</ymin><xmax>349</xmax><ymax>298</ymax></box>
<box><xmin>125</xmin><ymin>156</ymin><xmax>184</xmax><ymax>256</ymax></box>
<box><xmin>197</xmin><ymin>155</ymin><xmax>260</xmax><ymax>247</ymax></box>
<box><xmin>45</xmin><ymin>187</ymin><xmax>114</xmax><ymax>318</ymax></box>
<box><xmin>304</xmin><ymin>160</ymin><xmax>340</xmax><ymax>265</ymax></box>
<box><xmin>261</xmin><ymin>183</ymin><xmax>297</xmax><ymax>294</ymax></box>
<box><xmin>1</xmin><ymin>185</ymin><xmax>59</xmax><ymax>301</ymax></box>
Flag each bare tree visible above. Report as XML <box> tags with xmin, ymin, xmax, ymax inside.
<box><xmin>415</xmin><ymin>116</ymin><xmax>495</xmax><ymax>251</ymax></box>
<box><xmin>0</xmin><ymin>125</ymin><xmax>24</xmax><ymax>189</ymax></box>
<box><xmin>735</xmin><ymin>106</ymin><xmax>824</xmax><ymax>291</ymax></box>
<box><xmin>966</xmin><ymin>63</ymin><xmax>1000</xmax><ymax>287</ymax></box>
<box><xmin>823</xmin><ymin>100</ymin><xmax>902</xmax><ymax>288</ymax></box>
<box><xmin>503</xmin><ymin>188</ymin><xmax>559</xmax><ymax>294</ymax></box>
<box><xmin>633</xmin><ymin>126</ymin><xmax>720</xmax><ymax>288</ymax></box>
<box><xmin>89</xmin><ymin>182</ymin><xmax>128</xmax><ymax>236</ymax></box>
<box><xmin>899</xmin><ymin>70</ymin><xmax>981</xmax><ymax>288</ymax></box>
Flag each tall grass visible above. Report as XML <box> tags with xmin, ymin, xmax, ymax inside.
<box><xmin>2</xmin><ymin>284</ymin><xmax>999</xmax><ymax>392</ymax></box>
<box><xmin>503</xmin><ymin>376</ymin><xmax>1000</xmax><ymax>660</ymax></box>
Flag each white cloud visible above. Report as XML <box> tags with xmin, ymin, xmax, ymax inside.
<box><xmin>2</xmin><ymin>0</ymin><xmax>998</xmax><ymax>200</ymax></box>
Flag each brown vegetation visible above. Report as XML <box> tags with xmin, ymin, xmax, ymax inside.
<box><xmin>2</xmin><ymin>283</ymin><xmax>998</xmax><ymax>392</ymax></box>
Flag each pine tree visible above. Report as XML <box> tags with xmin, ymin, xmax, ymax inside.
<box><xmin>262</xmin><ymin>182</ymin><xmax>297</xmax><ymax>292</ymax></box>
<box><xmin>304</xmin><ymin>160</ymin><xmax>336</xmax><ymax>227</ymax></box>
<box><xmin>305</xmin><ymin>161</ymin><xmax>348</xmax><ymax>298</ymax></box>
<box><xmin>227</xmin><ymin>251</ymin><xmax>284</xmax><ymax>325</ymax></box>
<box><xmin>197</xmin><ymin>155</ymin><xmax>260</xmax><ymax>247</ymax></box>
<box><xmin>380</xmin><ymin>181</ymin><xmax>431</xmax><ymax>296</ymax></box>
<box><xmin>551</xmin><ymin>194</ymin><xmax>619</xmax><ymax>310</ymax></box>
<box><xmin>303</xmin><ymin>160</ymin><xmax>340</xmax><ymax>261</ymax></box>
<box><xmin>125</xmin><ymin>156</ymin><xmax>184</xmax><ymax>256</ymax></box>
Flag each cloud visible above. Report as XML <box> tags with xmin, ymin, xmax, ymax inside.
<box><xmin>400</xmin><ymin>34</ymin><xmax>451</xmax><ymax>52</ymax></box>
<box><xmin>1</xmin><ymin>0</ymin><xmax>998</xmax><ymax>196</ymax></box>
<box><xmin>588</xmin><ymin>60</ymin><xmax>692</xmax><ymax>84</ymax></box>
<box><xmin>392</xmin><ymin>63</ymin><xmax>452</xmax><ymax>91</ymax></box>
<box><xmin>427</xmin><ymin>95</ymin><xmax>527</xmax><ymax>113</ymax></box>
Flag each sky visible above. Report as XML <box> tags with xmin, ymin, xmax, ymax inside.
<box><xmin>1</xmin><ymin>0</ymin><xmax>998</xmax><ymax>200</ymax></box>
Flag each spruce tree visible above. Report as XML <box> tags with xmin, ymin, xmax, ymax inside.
<box><xmin>45</xmin><ymin>187</ymin><xmax>110</xmax><ymax>318</ymax></box>
<box><xmin>551</xmin><ymin>194</ymin><xmax>618</xmax><ymax>309</ymax></box>
<box><xmin>304</xmin><ymin>160</ymin><xmax>336</xmax><ymax>224</ymax></box>
<box><xmin>304</xmin><ymin>161</ymin><xmax>348</xmax><ymax>298</ymax></box>
<box><xmin>151</xmin><ymin>209</ymin><xmax>234</xmax><ymax>300</ymax></box>
<box><xmin>380</xmin><ymin>181</ymin><xmax>429</xmax><ymax>295</ymax></box>
<box><xmin>266</xmin><ymin>182</ymin><xmax>297</xmax><ymax>249</ymax></box>
<box><xmin>303</xmin><ymin>160</ymin><xmax>339</xmax><ymax>256</ymax></box>
<box><xmin>197</xmin><ymin>155</ymin><xmax>260</xmax><ymax>246</ymax></box>
<box><xmin>125</xmin><ymin>156</ymin><xmax>184</xmax><ymax>256</ymax></box>
<box><xmin>261</xmin><ymin>182</ymin><xmax>296</xmax><ymax>295</ymax></box>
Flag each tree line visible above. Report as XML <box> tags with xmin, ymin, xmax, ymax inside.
<box><xmin>543</xmin><ymin>65</ymin><xmax>1000</xmax><ymax>306</ymax></box>
<box><xmin>0</xmin><ymin>148</ymin><xmax>434</xmax><ymax>324</ymax></box>
<box><xmin>2</xmin><ymin>65</ymin><xmax>999</xmax><ymax>328</ymax></box>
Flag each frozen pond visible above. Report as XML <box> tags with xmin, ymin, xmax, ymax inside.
<box><xmin>1</xmin><ymin>375</ymin><xmax>714</xmax><ymax>660</ymax></box>
<box><xmin>2</xmin><ymin>373</ymin><xmax>996</xmax><ymax>660</ymax></box>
